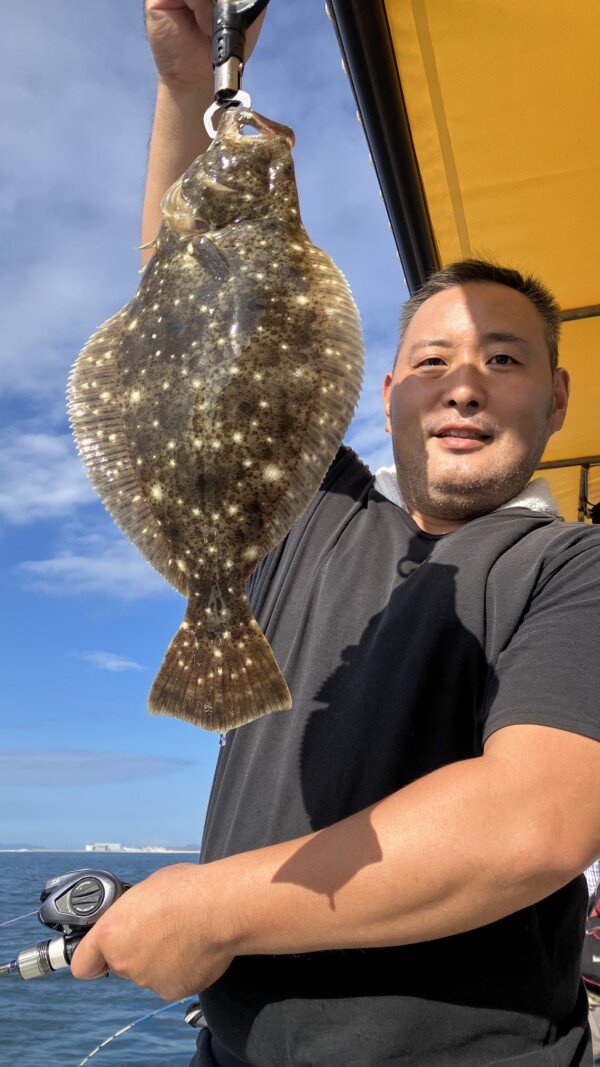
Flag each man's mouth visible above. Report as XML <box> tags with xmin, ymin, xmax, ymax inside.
<box><xmin>437</xmin><ymin>430</ymin><xmax>490</xmax><ymax>440</ymax></box>
<box><xmin>432</xmin><ymin>425</ymin><xmax>493</xmax><ymax>449</ymax></box>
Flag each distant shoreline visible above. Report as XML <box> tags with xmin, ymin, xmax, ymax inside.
<box><xmin>0</xmin><ymin>849</ymin><xmax>199</xmax><ymax>854</ymax></box>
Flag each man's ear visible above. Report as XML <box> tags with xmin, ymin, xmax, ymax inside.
<box><xmin>550</xmin><ymin>367</ymin><xmax>570</xmax><ymax>434</ymax></box>
<box><xmin>382</xmin><ymin>372</ymin><xmax>393</xmax><ymax>435</ymax></box>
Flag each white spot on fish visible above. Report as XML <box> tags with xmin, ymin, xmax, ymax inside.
<box><xmin>130</xmin><ymin>390</ymin><xmax>141</xmax><ymax>404</ymax></box>
<box><xmin>263</xmin><ymin>464</ymin><xmax>282</xmax><ymax>482</ymax></box>
<box><xmin>151</xmin><ymin>484</ymin><xmax>163</xmax><ymax>502</ymax></box>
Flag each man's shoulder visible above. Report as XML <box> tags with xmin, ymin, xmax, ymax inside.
<box><xmin>321</xmin><ymin>445</ymin><xmax>373</xmax><ymax>494</ymax></box>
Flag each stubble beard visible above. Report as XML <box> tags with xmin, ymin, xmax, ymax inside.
<box><xmin>392</xmin><ymin>423</ymin><xmax>552</xmax><ymax>523</ymax></box>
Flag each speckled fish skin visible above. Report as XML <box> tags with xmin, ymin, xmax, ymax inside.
<box><xmin>68</xmin><ymin>107</ymin><xmax>364</xmax><ymax>732</ymax></box>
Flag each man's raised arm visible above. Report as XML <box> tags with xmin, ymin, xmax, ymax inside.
<box><xmin>142</xmin><ymin>0</ymin><xmax>264</xmax><ymax>261</ymax></box>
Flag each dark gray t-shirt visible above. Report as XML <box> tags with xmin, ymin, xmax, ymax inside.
<box><xmin>200</xmin><ymin>447</ymin><xmax>600</xmax><ymax>1066</ymax></box>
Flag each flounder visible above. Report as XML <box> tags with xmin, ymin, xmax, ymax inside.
<box><xmin>68</xmin><ymin>107</ymin><xmax>364</xmax><ymax>731</ymax></box>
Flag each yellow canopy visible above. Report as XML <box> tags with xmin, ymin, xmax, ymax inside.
<box><xmin>329</xmin><ymin>0</ymin><xmax>600</xmax><ymax>521</ymax></box>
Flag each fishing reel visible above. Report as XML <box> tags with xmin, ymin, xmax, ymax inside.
<box><xmin>0</xmin><ymin>869</ymin><xmax>130</xmax><ymax>980</ymax></box>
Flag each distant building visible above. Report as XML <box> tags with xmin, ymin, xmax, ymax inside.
<box><xmin>85</xmin><ymin>843</ymin><xmax>122</xmax><ymax>852</ymax></box>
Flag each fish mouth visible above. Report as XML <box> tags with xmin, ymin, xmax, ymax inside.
<box><xmin>220</xmin><ymin>107</ymin><xmax>295</xmax><ymax>149</ymax></box>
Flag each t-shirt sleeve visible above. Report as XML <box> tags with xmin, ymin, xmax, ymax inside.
<box><xmin>483</xmin><ymin>534</ymin><xmax>600</xmax><ymax>743</ymax></box>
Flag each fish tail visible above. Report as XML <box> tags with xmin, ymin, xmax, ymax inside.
<box><xmin>148</xmin><ymin>595</ymin><xmax>292</xmax><ymax>732</ymax></box>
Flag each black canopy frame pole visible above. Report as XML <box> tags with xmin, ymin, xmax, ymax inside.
<box><xmin>326</xmin><ymin>0</ymin><xmax>440</xmax><ymax>293</ymax></box>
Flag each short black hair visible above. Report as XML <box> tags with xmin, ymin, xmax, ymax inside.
<box><xmin>397</xmin><ymin>259</ymin><xmax>561</xmax><ymax>371</ymax></box>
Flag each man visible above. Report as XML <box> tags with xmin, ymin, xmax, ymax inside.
<box><xmin>71</xmin><ymin>3</ymin><xmax>600</xmax><ymax>1065</ymax></box>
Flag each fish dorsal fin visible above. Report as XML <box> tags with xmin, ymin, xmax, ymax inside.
<box><xmin>257</xmin><ymin>244</ymin><xmax>365</xmax><ymax>558</ymax></box>
<box><xmin>67</xmin><ymin>310</ymin><xmax>188</xmax><ymax>597</ymax></box>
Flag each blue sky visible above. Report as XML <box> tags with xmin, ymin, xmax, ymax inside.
<box><xmin>0</xmin><ymin>2</ymin><xmax>404</xmax><ymax>850</ymax></box>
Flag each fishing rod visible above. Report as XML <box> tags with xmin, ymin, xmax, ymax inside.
<box><xmin>0</xmin><ymin>869</ymin><xmax>129</xmax><ymax>980</ymax></box>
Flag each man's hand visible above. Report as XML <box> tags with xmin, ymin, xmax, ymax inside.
<box><xmin>70</xmin><ymin>863</ymin><xmax>234</xmax><ymax>999</ymax></box>
<box><xmin>145</xmin><ymin>1</ymin><xmax>214</xmax><ymax>88</ymax></box>
<box><xmin>144</xmin><ymin>0</ymin><xmax>264</xmax><ymax>89</ymax></box>
<box><xmin>141</xmin><ymin>0</ymin><xmax>266</xmax><ymax>254</ymax></box>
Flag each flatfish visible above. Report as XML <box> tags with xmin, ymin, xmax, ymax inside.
<box><xmin>68</xmin><ymin>107</ymin><xmax>364</xmax><ymax>731</ymax></box>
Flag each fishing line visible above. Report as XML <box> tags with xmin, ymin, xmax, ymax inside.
<box><xmin>0</xmin><ymin>910</ymin><xmax>37</xmax><ymax>928</ymax></box>
<box><xmin>76</xmin><ymin>995</ymin><xmax>198</xmax><ymax>1065</ymax></box>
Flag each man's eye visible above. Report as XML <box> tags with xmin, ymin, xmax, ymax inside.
<box><xmin>418</xmin><ymin>357</ymin><xmax>446</xmax><ymax>367</ymax></box>
<box><xmin>490</xmin><ymin>354</ymin><xmax>517</xmax><ymax>365</ymax></box>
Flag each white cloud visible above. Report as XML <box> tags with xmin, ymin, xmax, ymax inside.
<box><xmin>0</xmin><ymin>749</ymin><xmax>194</xmax><ymax>788</ymax></box>
<box><xmin>0</xmin><ymin>3</ymin><xmax>151</xmax><ymax>409</ymax></box>
<box><xmin>70</xmin><ymin>651</ymin><xmax>146</xmax><ymax>673</ymax></box>
<box><xmin>0</xmin><ymin>431</ymin><xmax>95</xmax><ymax>523</ymax></box>
<box><xmin>18</xmin><ymin>529</ymin><xmax>175</xmax><ymax>600</ymax></box>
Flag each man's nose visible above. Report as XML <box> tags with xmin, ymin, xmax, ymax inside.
<box><xmin>443</xmin><ymin>364</ymin><xmax>486</xmax><ymax>410</ymax></box>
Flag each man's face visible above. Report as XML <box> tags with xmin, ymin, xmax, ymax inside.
<box><xmin>382</xmin><ymin>282</ymin><xmax>569</xmax><ymax>533</ymax></box>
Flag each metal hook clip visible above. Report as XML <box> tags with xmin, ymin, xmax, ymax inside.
<box><xmin>203</xmin><ymin>90</ymin><xmax>252</xmax><ymax>139</ymax></box>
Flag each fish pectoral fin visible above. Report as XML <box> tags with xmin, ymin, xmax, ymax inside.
<box><xmin>192</xmin><ymin>237</ymin><xmax>231</xmax><ymax>282</ymax></box>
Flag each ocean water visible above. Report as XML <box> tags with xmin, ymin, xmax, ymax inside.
<box><xmin>0</xmin><ymin>852</ymin><xmax>201</xmax><ymax>1067</ymax></box>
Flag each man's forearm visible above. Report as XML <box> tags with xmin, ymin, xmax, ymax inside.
<box><xmin>71</xmin><ymin>726</ymin><xmax>599</xmax><ymax>998</ymax></box>
<box><xmin>211</xmin><ymin>732</ymin><xmax>594</xmax><ymax>960</ymax></box>
<box><xmin>141</xmin><ymin>80</ymin><xmax>213</xmax><ymax>258</ymax></box>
